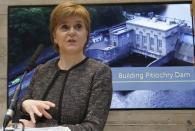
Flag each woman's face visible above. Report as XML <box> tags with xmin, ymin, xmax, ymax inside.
<box><xmin>53</xmin><ymin>15</ymin><xmax>88</xmax><ymax>55</ymax></box>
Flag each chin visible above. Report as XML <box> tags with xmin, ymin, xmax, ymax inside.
<box><xmin>64</xmin><ymin>48</ymin><xmax>83</xmax><ymax>54</ymax></box>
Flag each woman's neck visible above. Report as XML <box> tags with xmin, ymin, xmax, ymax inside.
<box><xmin>58</xmin><ymin>53</ymin><xmax>86</xmax><ymax>70</ymax></box>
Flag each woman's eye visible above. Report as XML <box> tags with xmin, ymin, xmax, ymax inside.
<box><xmin>61</xmin><ymin>25</ymin><xmax>69</xmax><ymax>30</ymax></box>
<box><xmin>75</xmin><ymin>24</ymin><xmax>82</xmax><ymax>30</ymax></box>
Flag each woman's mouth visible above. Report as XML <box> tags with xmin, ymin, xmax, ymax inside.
<box><xmin>68</xmin><ymin>39</ymin><xmax>76</xmax><ymax>43</ymax></box>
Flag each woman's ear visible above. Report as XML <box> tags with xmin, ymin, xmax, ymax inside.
<box><xmin>53</xmin><ymin>32</ymin><xmax>57</xmax><ymax>44</ymax></box>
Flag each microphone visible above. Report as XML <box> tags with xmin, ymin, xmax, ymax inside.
<box><xmin>26</xmin><ymin>44</ymin><xmax>44</xmax><ymax>71</ymax></box>
<box><xmin>3</xmin><ymin>44</ymin><xmax>44</xmax><ymax>129</ymax></box>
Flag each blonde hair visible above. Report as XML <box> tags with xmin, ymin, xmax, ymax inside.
<box><xmin>49</xmin><ymin>2</ymin><xmax>91</xmax><ymax>51</ymax></box>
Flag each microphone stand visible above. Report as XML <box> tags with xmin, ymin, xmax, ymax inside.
<box><xmin>3</xmin><ymin>44</ymin><xmax>44</xmax><ymax>130</ymax></box>
<box><xmin>3</xmin><ymin>71</ymin><xmax>27</xmax><ymax>131</ymax></box>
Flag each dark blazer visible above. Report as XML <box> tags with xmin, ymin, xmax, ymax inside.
<box><xmin>19</xmin><ymin>58</ymin><xmax>112</xmax><ymax>131</ymax></box>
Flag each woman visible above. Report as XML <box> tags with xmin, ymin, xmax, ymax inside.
<box><xmin>18</xmin><ymin>2</ymin><xmax>112</xmax><ymax>131</ymax></box>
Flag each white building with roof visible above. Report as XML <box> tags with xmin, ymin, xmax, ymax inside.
<box><xmin>110</xmin><ymin>26</ymin><xmax>133</xmax><ymax>48</ymax></box>
<box><xmin>126</xmin><ymin>16</ymin><xmax>180</xmax><ymax>59</ymax></box>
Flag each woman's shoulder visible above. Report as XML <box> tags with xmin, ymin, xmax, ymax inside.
<box><xmin>86</xmin><ymin>58</ymin><xmax>112</xmax><ymax>81</ymax></box>
<box><xmin>35</xmin><ymin>58</ymin><xmax>58</xmax><ymax>72</ymax></box>
<box><xmin>86</xmin><ymin>58</ymin><xmax>111</xmax><ymax>71</ymax></box>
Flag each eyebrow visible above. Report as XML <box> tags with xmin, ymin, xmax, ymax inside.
<box><xmin>75</xmin><ymin>20</ymin><xmax>83</xmax><ymax>23</ymax></box>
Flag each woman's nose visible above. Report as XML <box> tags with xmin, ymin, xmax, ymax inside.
<box><xmin>68</xmin><ymin>27</ymin><xmax>76</xmax><ymax>35</ymax></box>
